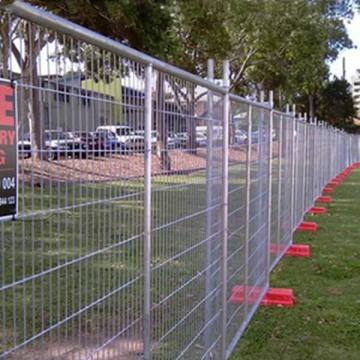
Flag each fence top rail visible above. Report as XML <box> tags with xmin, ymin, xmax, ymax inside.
<box><xmin>229</xmin><ymin>93</ymin><xmax>272</xmax><ymax>110</ymax></box>
<box><xmin>2</xmin><ymin>0</ymin><xmax>227</xmax><ymax>94</ymax></box>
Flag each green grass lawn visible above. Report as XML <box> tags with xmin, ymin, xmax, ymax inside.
<box><xmin>231</xmin><ymin>168</ymin><xmax>360</xmax><ymax>360</ymax></box>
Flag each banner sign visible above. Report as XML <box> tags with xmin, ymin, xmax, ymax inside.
<box><xmin>0</xmin><ymin>79</ymin><xmax>17</xmax><ymax>218</ymax></box>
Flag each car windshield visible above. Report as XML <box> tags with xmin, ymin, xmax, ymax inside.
<box><xmin>97</xmin><ymin>131</ymin><xmax>115</xmax><ymax>139</ymax></box>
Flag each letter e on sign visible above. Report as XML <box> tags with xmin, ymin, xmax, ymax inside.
<box><xmin>0</xmin><ymin>83</ymin><xmax>14</xmax><ymax>127</ymax></box>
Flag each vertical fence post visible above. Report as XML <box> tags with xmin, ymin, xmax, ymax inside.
<box><xmin>302</xmin><ymin>113</ymin><xmax>308</xmax><ymax>214</ymax></box>
<box><xmin>244</xmin><ymin>102</ymin><xmax>252</xmax><ymax>328</ymax></box>
<box><xmin>221</xmin><ymin>59</ymin><xmax>230</xmax><ymax>360</ymax></box>
<box><xmin>143</xmin><ymin>63</ymin><xmax>153</xmax><ymax>360</ymax></box>
<box><xmin>266</xmin><ymin>91</ymin><xmax>274</xmax><ymax>281</ymax></box>
<box><xmin>290</xmin><ymin>105</ymin><xmax>296</xmax><ymax>234</ymax></box>
<box><xmin>276</xmin><ymin>108</ymin><xmax>283</xmax><ymax>260</ymax></box>
<box><xmin>204</xmin><ymin>58</ymin><xmax>214</xmax><ymax>357</ymax></box>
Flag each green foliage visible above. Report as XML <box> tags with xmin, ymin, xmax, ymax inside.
<box><xmin>29</xmin><ymin>0</ymin><xmax>357</xmax><ymax>130</ymax></box>
<box><xmin>316</xmin><ymin>78</ymin><xmax>356</xmax><ymax>131</ymax></box>
<box><xmin>297</xmin><ymin>78</ymin><xmax>356</xmax><ymax>132</ymax></box>
<box><xmin>31</xmin><ymin>0</ymin><xmax>177</xmax><ymax>60</ymax></box>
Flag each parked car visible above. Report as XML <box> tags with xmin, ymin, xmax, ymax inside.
<box><xmin>133</xmin><ymin>130</ymin><xmax>157</xmax><ymax>149</ymax></box>
<box><xmin>174</xmin><ymin>132</ymin><xmax>188</xmax><ymax>148</ymax></box>
<box><xmin>18</xmin><ymin>134</ymin><xmax>32</xmax><ymax>159</ymax></box>
<box><xmin>167</xmin><ymin>133</ymin><xmax>177</xmax><ymax>149</ymax></box>
<box><xmin>44</xmin><ymin>130</ymin><xmax>88</xmax><ymax>160</ymax></box>
<box><xmin>72</xmin><ymin>132</ymin><xmax>112</xmax><ymax>157</ymax></box>
<box><xmin>91</xmin><ymin>131</ymin><xmax>120</xmax><ymax>155</ymax></box>
<box><xmin>196</xmin><ymin>133</ymin><xmax>207</xmax><ymax>147</ymax></box>
<box><xmin>235</xmin><ymin>129</ymin><xmax>247</xmax><ymax>144</ymax></box>
<box><xmin>96</xmin><ymin>125</ymin><xmax>144</xmax><ymax>152</ymax></box>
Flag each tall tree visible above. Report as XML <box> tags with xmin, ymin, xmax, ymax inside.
<box><xmin>316</xmin><ymin>77</ymin><xmax>356</xmax><ymax>131</ymax></box>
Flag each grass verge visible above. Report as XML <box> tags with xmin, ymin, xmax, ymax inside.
<box><xmin>231</xmin><ymin>168</ymin><xmax>360</xmax><ymax>360</ymax></box>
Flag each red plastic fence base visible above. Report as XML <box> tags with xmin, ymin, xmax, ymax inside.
<box><xmin>261</xmin><ymin>288</ymin><xmax>294</xmax><ymax>307</ymax></box>
<box><xmin>327</xmin><ymin>181</ymin><xmax>340</xmax><ymax>188</ymax></box>
<box><xmin>230</xmin><ymin>286</ymin><xmax>294</xmax><ymax>307</ymax></box>
<box><xmin>307</xmin><ymin>206</ymin><xmax>326</xmax><ymax>215</ymax></box>
<box><xmin>296</xmin><ymin>221</ymin><xmax>317</xmax><ymax>232</ymax></box>
<box><xmin>316</xmin><ymin>196</ymin><xmax>332</xmax><ymax>204</ymax></box>
<box><xmin>285</xmin><ymin>244</ymin><xmax>310</xmax><ymax>257</ymax></box>
<box><xmin>322</xmin><ymin>187</ymin><xmax>333</xmax><ymax>194</ymax></box>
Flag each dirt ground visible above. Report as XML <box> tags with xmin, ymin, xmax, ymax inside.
<box><xmin>19</xmin><ymin>144</ymin><xmax>278</xmax><ymax>184</ymax></box>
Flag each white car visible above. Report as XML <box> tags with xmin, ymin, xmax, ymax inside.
<box><xmin>96</xmin><ymin>125</ymin><xmax>144</xmax><ymax>151</ymax></box>
<box><xmin>235</xmin><ymin>129</ymin><xmax>247</xmax><ymax>144</ymax></box>
<box><xmin>133</xmin><ymin>130</ymin><xmax>157</xmax><ymax>149</ymax></box>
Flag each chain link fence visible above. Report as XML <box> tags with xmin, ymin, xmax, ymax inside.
<box><xmin>0</xmin><ymin>1</ymin><xmax>359</xmax><ymax>359</ymax></box>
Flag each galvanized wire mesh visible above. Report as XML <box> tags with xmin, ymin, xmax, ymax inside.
<box><xmin>0</xmin><ymin>2</ymin><xmax>360</xmax><ymax>360</ymax></box>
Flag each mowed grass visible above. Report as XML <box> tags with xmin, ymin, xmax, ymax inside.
<box><xmin>231</xmin><ymin>168</ymin><xmax>360</xmax><ymax>359</ymax></box>
<box><xmin>1</xmin><ymin>163</ymin><xmax>249</xmax><ymax>358</ymax></box>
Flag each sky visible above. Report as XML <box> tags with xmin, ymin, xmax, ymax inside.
<box><xmin>330</xmin><ymin>12</ymin><xmax>360</xmax><ymax>83</ymax></box>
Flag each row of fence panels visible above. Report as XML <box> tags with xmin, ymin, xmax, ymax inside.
<box><xmin>1</xmin><ymin>1</ymin><xmax>360</xmax><ymax>359</ymax></box>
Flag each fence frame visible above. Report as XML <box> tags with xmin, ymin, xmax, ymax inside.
<box><xmin>1</xmin><ymin>1</ymin><xmax>360</xmax><ymax>359</ymax></box>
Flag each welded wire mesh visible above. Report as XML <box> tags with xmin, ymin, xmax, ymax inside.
<box><xmin>1</xmin><ymin>2</ymin><xmax>360</xmax><ymax>360</ymax></box>
<box><xmin>148</xmin><ymin>70</ymin><xmax>224</xmax><ymax>360</ymax></box>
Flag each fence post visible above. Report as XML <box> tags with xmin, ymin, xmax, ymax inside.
<box><xmin>221</xmin><ymin>59</ymin><xmax>230</xmax><ymax>360</ymax></box>
<box><xmin>143</xmin><ymin>63</ymin><xmax>153</xmax><ymax>360</ymax></box>
<box><xmin>204</xmin><ymin>58</ymin><xmax>214</xmax><ymax>357</ymax></box>
<box><xmin>290</xmin><ymin>105</ymin><xmax>296</xmax><ymax>233</ymax></box>
<box><xmin>266</xmin><ymin>91</ymin><xmax>274</xmax><ymax>281</ymax></box>
<box><xmin>302</xmin><ymin>113</ymin><xmax>308</xmax><ymax>214</ymax></box>
<box><xmin>244</xmin><ymin>102</ymin><xmax>252</xmax><ymax>329</ymax></box>
<box><xmin>276</xmin><ymin>107</ymin><xmax>283</xmax><ymax>260</ymax></box>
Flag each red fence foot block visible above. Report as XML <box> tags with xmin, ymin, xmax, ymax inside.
<box><xmin>285</xmin><ymin>244</ymin><xmax>310</xmax><ymax>257</ymax></box>
<box><xmin>322</xmin><ymin>187</ymin><xmax>333</xmax><ymax>194</ymax></box>
<box><xmin>230</xmin><ymin>286</ymin><xmax>294</xmax><ymax>307</ymax></box>
<box><xmin>261</xmin><ymin>288</ymin><xmax>294</xmax><ymax>307</ymax></box>
<box><xmin>316</xmin><ymin>196</ymin><xmax>332</xmax><ymax>204</ymax></box>
<box><xmin>335</xmin><ymin>176</ymin><xmax>345</xmax><ymax>182</ymax></box>
<box><xmin>296</xmin><ymin>221</ymin><xmax>317</xmax><ymax>232</ymax></box>
<box><xmin>328</xmin><ymin>181</ymin><xmax>340</xmax><ymax>188</ymax></box>
<box><xmin>307</xmin><ymin>206</ymin><xmax>326</xmax><ymax>215</ymax></box>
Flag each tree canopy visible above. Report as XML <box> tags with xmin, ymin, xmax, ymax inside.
<box><xmin>29</xmin><ymin>0</ymin><xmax>358</xmax><ymax>130</ymax></box>
<box><xmin>314</xmin><ymin>77</ymin><xmax>356</xmax><ymax>132</ymax></box>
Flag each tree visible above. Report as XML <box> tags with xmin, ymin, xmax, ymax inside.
<box><xmin>31</xmin><ymin>0</ymin><xmax>176</xmax><ymax>61</ymax></box>
<box><xmin>0</xmin><ymin>13</ymin><xmax>55</xmax><ymax>159</ymax></box>
<box><xmin>316</xmin><ymin>77</ymin><xmax>356</xmax><ymax>131</ymax></box>
<box><xmin>11</xmin><ymin>0</ymin><xmax>358</xmax><ymax>159</ymax></box>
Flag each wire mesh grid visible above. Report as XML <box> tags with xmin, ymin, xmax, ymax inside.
<box><xmin>0</xmin><ymin>3</ymin><xmax>360</xmax><ymax>360</ymax></box>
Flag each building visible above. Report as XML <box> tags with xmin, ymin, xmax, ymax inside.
<box><xmin>16</xmin><ymin>73</ymin><xmax>114</xmax><ymax>134</ymax></box>
<box><xmin>351</xmin><ymin>70</ymin><xmax>360</xmax><ymax>117</ymax></box>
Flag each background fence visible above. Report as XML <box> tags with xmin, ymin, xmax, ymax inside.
<box><xmin>0</xmin><ymin>1</ymin><xmax>359</xmax><ymax>359</ymax></box>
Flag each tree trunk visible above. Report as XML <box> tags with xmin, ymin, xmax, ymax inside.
<box><xmin>0</xmin><ymin>20</ymin><xmax>10</xmax><ymax>79</ymax></box>
<box><xmin>155</xmin><ymin>72</ymin><xmax>171</xmax><ymax>170</ymax></box>
<box><xmin>24</xmin><ymin>25</ymin><xmax>43</xmax><ymax>160</ymax></box>
<box><xmin>309</xmin><ymin>94</ymin><xmax>314</xmax><ymax>123</ymax></box>
<box><xmin>186</xmin><ymin>86</ymin><xmax>196</xmax><ymax>155</ymax></box>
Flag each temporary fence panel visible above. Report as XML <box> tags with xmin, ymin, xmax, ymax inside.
<box><xmin>0</xmin><ymin>1</ymin><xmax>360</xmax><ymax>360</ymax></box>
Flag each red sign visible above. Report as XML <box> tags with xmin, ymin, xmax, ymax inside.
<box><xmin>0</xmin><ymin>80</ymin><xmax>17</xmax><ymax>218</ymax></box>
